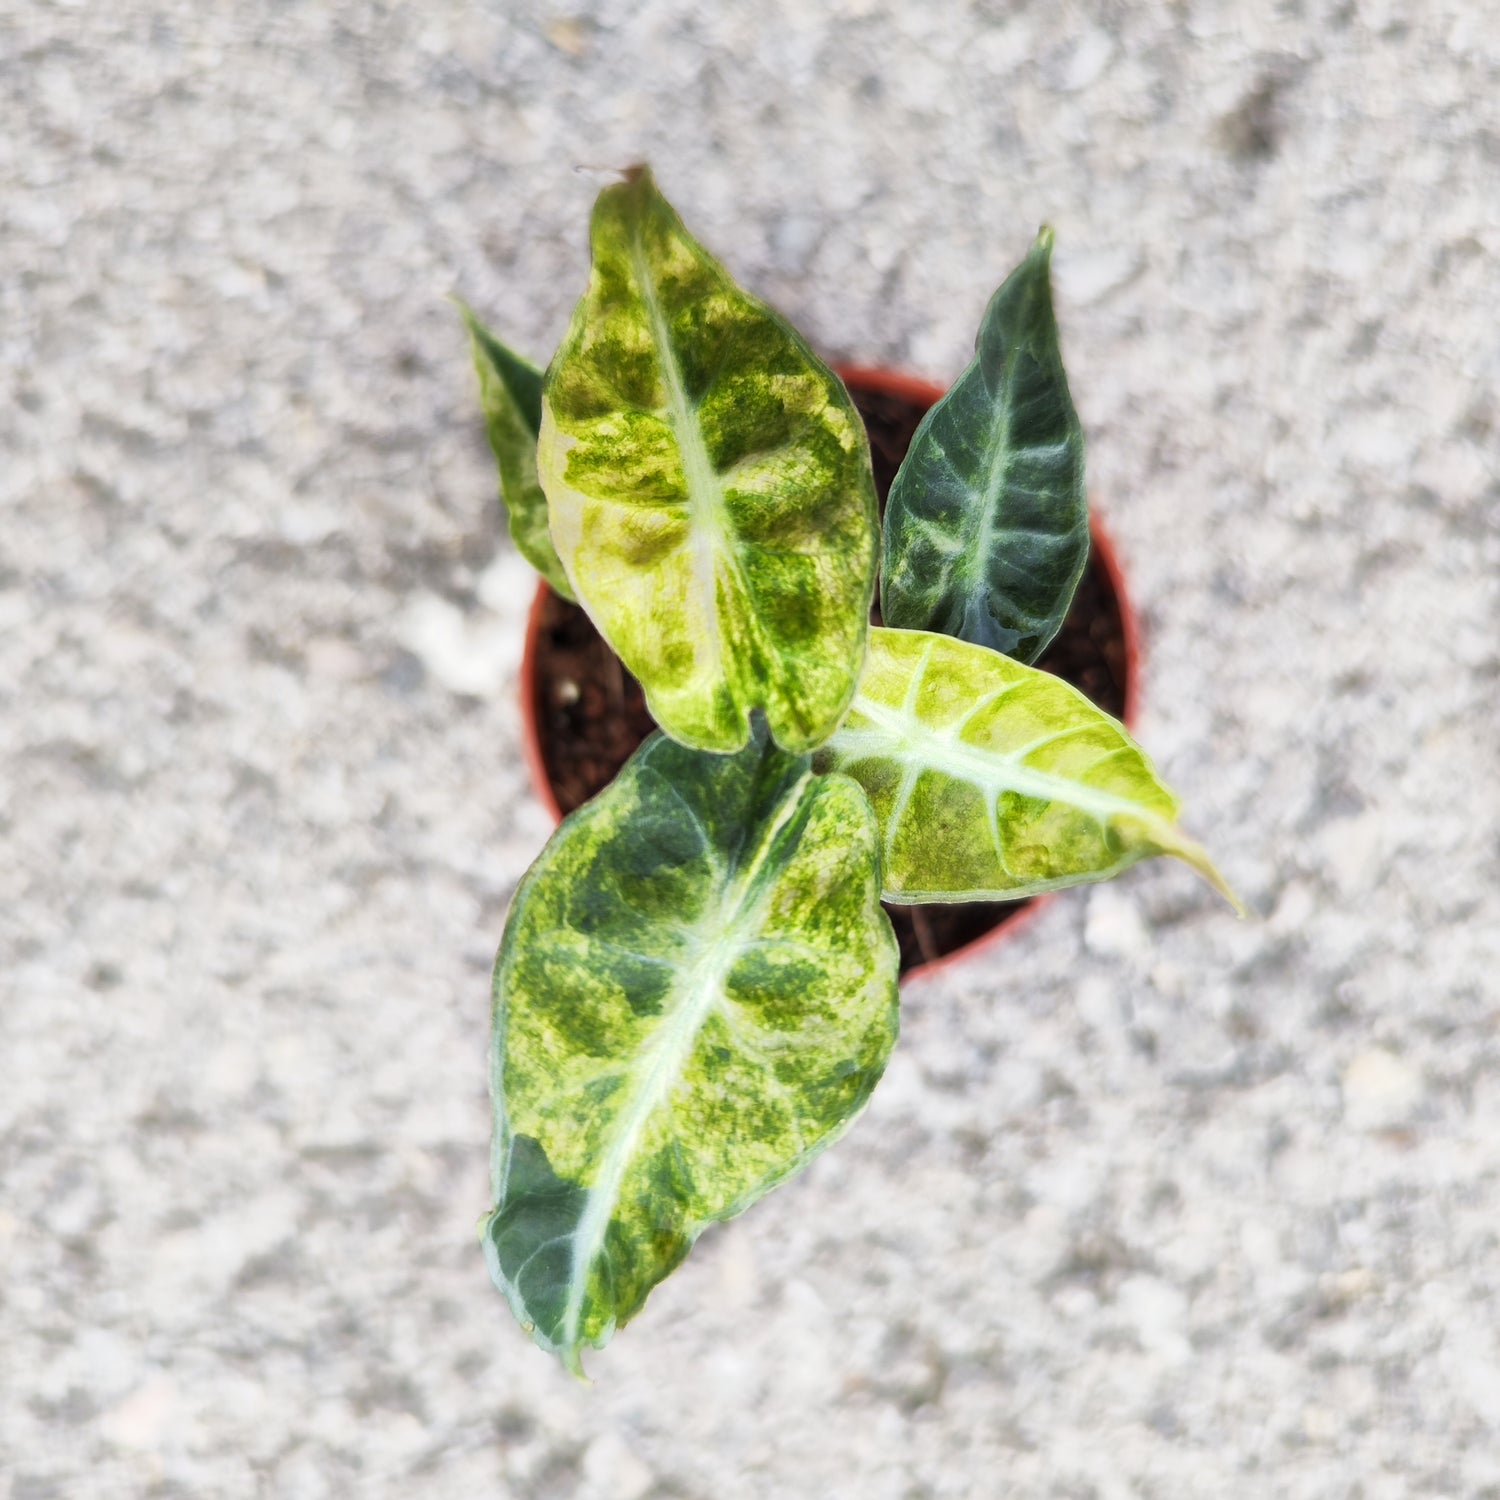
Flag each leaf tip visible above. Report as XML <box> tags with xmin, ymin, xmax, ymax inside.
<box><xmin>1169</xmin><ymin>834</ymin><xmax>1247</xmax><ymax>918</ymax></box>
<box><xmin>614</xmin><ymin>163</ymin><xmax>663</xmax><ymax>210</ymax></box>
<box><xmin>1034</xmin><ymin>223</ymin><xmax>1056</xmax><ymax>258</ymax></box>
<box><xmin>453</xmin><ymin>297</ymin><xmax>494</xmax><ymax>360</ymax></box>
<box><xmin>594</xmin><ymin>163</ymin><xmax>670</xmax><ymax>243</ymax></box>
<box><xmin>453</xmin><ymin>298</ymin><xmax>488</xmax><ymax>354</ymax></box>
<box><xmin>454</xmin><ymin>297</ymin><xmax>493</xmax><ymax>348</ymax></box>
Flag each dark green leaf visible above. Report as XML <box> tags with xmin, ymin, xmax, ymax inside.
<box><xmin>881</xmin><ymin>229</ymin><xmax>1087</xmax><ymax>663</ymax></box>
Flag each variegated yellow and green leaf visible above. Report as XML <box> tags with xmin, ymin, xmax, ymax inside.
<box><xmin>817</xmin><ymin>628</ymin><xmax>1240</xmax><ymax>908</ymax></box>
<box><xmin>486</xmin><ymin>724</ymin><xmax>899</xmax><ymax>1375</ymax></box>
<box><xmin>460</xmin><ymin>303</ymin><xmax>576</xmax><ymax>600</ymax></box>
<box><xmin>538</xmin><ymin>166</ymin><xmax>878</xmax><ymax>753</ymax></box>
<box><xmin>881</xmin><ymin>229</ymin><xmax>1087</xmax><ymax>663</ymax></box>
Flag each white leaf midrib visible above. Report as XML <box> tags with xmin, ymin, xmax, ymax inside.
<box><xmin>630</xmin><ymin>237</ymin><xmax>728</xmax><ymax>670</ymax></box>
<box><xmin>930</xmin><ymin>341</ymin><xmax>1080</xmax><ymax>620</ymax></box>
<box><xmin>559</xmin><ymin>767</ymin><xmax>814</xmax><ymax>1353</ymax></box>
<box><xmin>835</xmin><ymin>693</ymin><xmax>1159</xmax><ymax>832</ymax></box>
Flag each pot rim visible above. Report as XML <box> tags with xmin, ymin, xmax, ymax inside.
<box><xmin>516</xmin><ymin>363</ymin><xmax>1142</xmax><ymax>981</ymax></box>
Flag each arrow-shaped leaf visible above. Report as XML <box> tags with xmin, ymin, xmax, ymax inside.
<box><xmin>817</xmin><ymin>627</ymin><xmax>1240</xmax><ymax>908</ymax></box>
<box><xmin>881</xmin><ymin>229</ymin><xmax>1087</xmax><ymax>663</ymax></box>
<box><xmin>486</xmin><ymin>724</ymin><xmax>899</xmax><ymax>1375</ymax></box>
<box><xmin>460</xmin><ymin>304</ymin><xmax>576</xmax><ymax>600</ymax></box>
<box><xmin>539</xmin><ymin>166</ymin><xmax>878</xmax><ymax>753</ymax></box>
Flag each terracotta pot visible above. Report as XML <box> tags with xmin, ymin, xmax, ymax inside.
<box><xmin>518</xmin><ymin>364</ymin><xmax>1141</xmax><ymax>979</ymax></box>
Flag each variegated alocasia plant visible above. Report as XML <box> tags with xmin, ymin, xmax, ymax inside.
<box><xmin>465</xmin><ymin>166</ymin><xmax>1239</xmax><ymax>1376</ymax></box>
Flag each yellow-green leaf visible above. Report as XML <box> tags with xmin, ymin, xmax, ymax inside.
<box><xmin>881</xmin><ymin>230</ymin><xmax>1087</xmax><ymax>663</ymax></box>
<box><xmin>459</xmin><ymin>303</ymin><xmax>576</xmax><ymax>600</ymax></box>
<box><xmin>538</xmin><ymin>167</ymin><xmax>878</xmax><ymax>753</ymax></box>
<box><xmin>816</xmin><ymin>627</ymin><xmax>1240</xmax><ymax>908</ymax></box>
<box><xmin>485</xmin><ymin>725</ymin><xmax>899</xmax><ymax>1375</ymax></box>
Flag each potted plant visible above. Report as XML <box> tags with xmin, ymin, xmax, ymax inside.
<box><xmin>463</xmin><ymin>167</ymin><xmax>1239</xmax><ymax>1377</ymax></box>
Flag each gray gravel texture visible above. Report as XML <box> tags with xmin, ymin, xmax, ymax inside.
<box><xmin>4</xmin><ymin>1</ymin><xmax>1499</xmax><ymax>1496</ymax></box>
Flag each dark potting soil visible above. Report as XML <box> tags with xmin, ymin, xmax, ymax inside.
<box><xmin>526</xmin><ymin>378</ymin><xmax>1130</xmax><ymax>975</ymax></box>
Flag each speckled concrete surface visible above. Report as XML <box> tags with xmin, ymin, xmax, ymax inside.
<box><xmin>4</xmin><ymin>3</ymin><xmax>1499</xmax><ymax>1496</ymax></box>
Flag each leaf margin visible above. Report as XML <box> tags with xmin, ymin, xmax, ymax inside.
<box><xmin>457</xmin><ymin>299</ymin><xmax>577</xmax><ymax>601</ymax></box>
